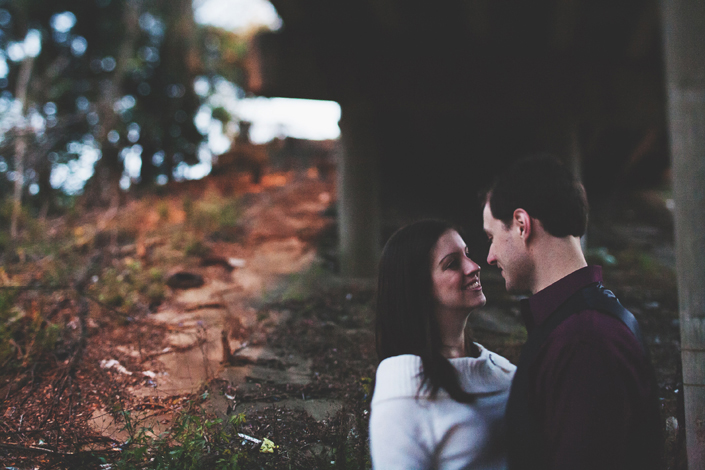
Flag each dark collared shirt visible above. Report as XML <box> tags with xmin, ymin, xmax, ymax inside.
<box><xmin>519</xmin><ymin>265</ymin><xmax>660</xmax><ymax>470</ymax></box>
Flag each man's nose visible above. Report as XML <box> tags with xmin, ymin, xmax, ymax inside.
<box><xmin>487</xmin><ymin>247</ymin><xmax>496</xmax><ymax>266</ymax></box>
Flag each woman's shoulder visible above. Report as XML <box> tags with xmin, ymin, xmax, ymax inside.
<box><xmin>377</xmin><ymin>354</ymin><xmax>423</xmax><ymax>372</ymax></box>
<box><xmin>449</xmin><ymin>344</ymin><xmax>516</xmax><ymax>394</ymax></box>
<box><xmin>372</xmin><ymin>355</ymin><xmax>425</xmax><ymax>404</ymax></box>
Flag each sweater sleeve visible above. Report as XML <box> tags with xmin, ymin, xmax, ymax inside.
<box><xmin>369</xmin><ymin>397</ymin><xmax>433</xmax><ymax>470</ymax></box>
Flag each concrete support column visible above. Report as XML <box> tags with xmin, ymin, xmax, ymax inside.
<box><xmin>337</xmin><ymin>102</ymin><xmax>381</xmax><ymax>279</ymax></box>
<box><xmin>660</xmin><ymin>0</ymin><xmax>705</xmax><ymax>467</ymax></box>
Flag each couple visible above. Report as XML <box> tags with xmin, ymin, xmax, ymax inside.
<box><xmin>369</xmin><ymin>155</ymin><xmax>663</xmax><ymax>470</ymax></box>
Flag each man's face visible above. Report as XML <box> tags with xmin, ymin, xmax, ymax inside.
<box><xmin>482</xmin><ymin>203</ymin><xmax>533</xmax><ymax>293</ymax></box>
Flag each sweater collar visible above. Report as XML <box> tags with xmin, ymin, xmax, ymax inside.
<box><xmin>371</xmin><ymin>347</ymin><xmax>515</xmax><ymax>405</ymax></box>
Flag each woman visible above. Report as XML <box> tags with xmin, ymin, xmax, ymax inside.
<box><xmin>370</xmin><ymin>219</ymin><xmax>515</xmax><ymax>470</ymax></box>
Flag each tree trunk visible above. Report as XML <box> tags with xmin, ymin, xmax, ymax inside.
<box><xmin>660</xmin><ymin>0</ymin><xmax>705</xmax><ymax>468</ymax></box>
<box><xmin>83</xmin><ymin>0</ymin><xmax>140</xmax><ymax>208</ymax></box>
<box><xmin>10</xmin><ymin>56</ymin><xmax>35</xmax><ymax>240</ymax></box>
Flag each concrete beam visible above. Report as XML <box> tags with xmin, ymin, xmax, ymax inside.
<box><xmin>661</xmin><ymin>0</ymin><xmax>705</xmax><ymax>467</ymax></box>
<box><xmin>337</xmin><ymin>101</ymin><xmax>381</xmax><ymax>279</ymax></box>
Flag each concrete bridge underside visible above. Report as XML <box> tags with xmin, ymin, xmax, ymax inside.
<box><xmin>244</xmin><ymin>3</ymin><xmax>705</xmax><ymax>465</ymax></box>
<box><xmin>245</xmin><ymin>0</ymin><xmax>667</xmax><ymax>278</ymax></box>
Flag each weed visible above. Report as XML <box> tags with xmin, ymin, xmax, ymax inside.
<box><xmin>158</xmin><ymin>201</ymin><xmax>170</xmax><ymax>221</ymax></box>
<box><xmin>0</xmin><ymin>228</ymin><xmax>9</xmax><ymax>251</ymax></box>
<box><xmin>279</xmin><ymin>263</ymin><xmax>329</xmax><ymax>302</ymax></box>
<box><xmin>256</xmin><ymin>310</ymin><xmax>270</xmax><ymax>322</ymax></box>
<box><xmin>94</xmin><ymin>267</ymin><xmax>127</xmax><ymax>307</ymax></box>
<box><xmin>184</xmin><ymin>237</ymin><xmax>210</xmax><ymax>258</ymax></box>
<box><xmin>109</xmin><ymin>400</ymin><xmax>247</xmax><ymax>469</ymax></box>
<box><xmin>0</xmin><ymin>290</ymin><xmax>61</xmax><ymax>373</ymax></box>
<box><xmin>183</xmin><ymin>196</ymin><xmax>194</xmax><ymax>222</ymax></box>
<box><xmin>185</xmin><ymin>193</ymin><xmax>241</xmax><ymax>234</ymax></box>
<box><xmin>0</xmin><ymin>289</ymin><xmax>19</xmax><ymax>368</ymax></box>
<box><xmin>89</xmin><ymin>259</ymin><xmax>166</xmax><ymax>312</ymax></box>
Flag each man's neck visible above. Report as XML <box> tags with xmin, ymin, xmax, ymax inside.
<box><xmin>530</xmin><ymin>236</ymin><xmax>587</xmax><ymax>294</ymax></box>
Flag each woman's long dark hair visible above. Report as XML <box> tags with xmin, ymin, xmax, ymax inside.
<box><xmin>375</xmin><ymin>219</ymin><xmax>480</xmax><ymax>403</ymax></box>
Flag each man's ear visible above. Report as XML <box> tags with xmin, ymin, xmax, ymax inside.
<box><xmin>513</xmin><ymin>209</ymin><xmax>533</xmax><ymax>241</ymax></box>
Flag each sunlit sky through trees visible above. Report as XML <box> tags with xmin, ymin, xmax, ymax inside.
<box><xmin>194</xmin><ymin>0</ymin><xmax>341</xmax><ymax>145</ymax></box>
<box><xmin>0</xmin><ymin>0</ymin><xmax>341</xmax><ymax>196</ymax></box>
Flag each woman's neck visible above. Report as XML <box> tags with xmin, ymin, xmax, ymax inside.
<box><xmin>437</xmin><ymin>308</ymin><xmax>469</xmax><ymax>358</ymax></box>
<box><xmin>440</xmin><ymin>341</ymin><xmax>465</xmax><ymax>358</ymax></box>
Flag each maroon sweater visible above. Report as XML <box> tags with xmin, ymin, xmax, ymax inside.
<box><xmin>518</xmin><ymin>265</ymin><xmax>661</xmax><ymax>470</ymax></box>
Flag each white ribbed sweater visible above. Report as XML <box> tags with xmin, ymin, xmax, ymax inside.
<box><xmin>369</xmin><ymin>345</ymin><xmax>516</xmax><ymax>470</ymax></box>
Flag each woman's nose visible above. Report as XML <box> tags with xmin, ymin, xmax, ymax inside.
<box><xmin>463</xmin><ymin>258</ymin><xmax>481</xmax><ymax>275</ymax></box>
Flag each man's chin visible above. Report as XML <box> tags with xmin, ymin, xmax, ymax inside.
<box><xmin>503</xmin><ymin>279</ymin><xmax>521</xmax><ymax>294</ymax></box>
<box><xmin>504</xmin><ymin>280</ymin><xmax>532</xmax><ymax>296</ymax></box>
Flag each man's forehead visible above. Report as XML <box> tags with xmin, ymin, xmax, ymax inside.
<box><xmin>482</xmin><ymin>204</ymin><xmax>496</xmax><ymax>224</ymax></box>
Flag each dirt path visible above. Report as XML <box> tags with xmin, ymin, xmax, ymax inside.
<box><xmin>87</xmin><ymin>170</ymin><xmax>341</xmax><ymax>440</ymax></box>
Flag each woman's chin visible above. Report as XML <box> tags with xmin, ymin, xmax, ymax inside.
<box><xmin>471</xmin><ymin>294</ymin><xmax>487</xmax><ymax>309</ymax></box>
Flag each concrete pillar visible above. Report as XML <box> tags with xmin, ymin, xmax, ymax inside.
<box><xmin>660</xmin><ymin>0</ymin><xmax>705</xmax><ymax>467</ymax></box>
<box><xmin>337</xmin><ymin>102</ymin><xmax>381</xmax><ymax>279</ymax></box>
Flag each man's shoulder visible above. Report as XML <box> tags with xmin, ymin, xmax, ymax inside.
<box><xmin>547</xmin><ymin>306</ymin><xmax>643</xmax><ymax>353</ymax></box>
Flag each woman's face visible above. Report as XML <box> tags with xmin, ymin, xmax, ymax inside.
<box><xmin>430</xmin><ymin>229</ymin><xmax>486</xmax><ymax>313</ymax></box>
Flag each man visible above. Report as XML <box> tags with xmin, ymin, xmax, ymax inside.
<box><xmin>482</xmin><ymin>155</ymin><xmax>662</xmax><ymax>470</ymax></box>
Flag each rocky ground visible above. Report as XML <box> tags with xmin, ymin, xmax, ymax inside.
<box><xmin>0</xmin><ymin>167</ymin><xmax>686</xmax><ymax>469</ymax></box>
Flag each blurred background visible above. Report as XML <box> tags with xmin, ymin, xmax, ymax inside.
<box><xmin>0</xmin><ymin>0</ymin><xmax>702</xmax><ymax>468</ymax></box>
<box><xmin>0</xmin><ymin>0</ymin><xmax>671</xmax><ymax>257</ymax></box>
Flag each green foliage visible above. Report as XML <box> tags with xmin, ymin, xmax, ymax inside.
<box><xmin>0</xmin><ymin>289</ymin><xmax>61</xmax><ymax>372</ymax></box>
<box><xmin>0</xmin><ymin>0</ymin><xmax>252</xmax><ymax>205</ymax></box>
<box><xmin>0</xmin><ymin>289</ymin><xmax>19</xmax><ymax>369</ymax></box>
<box><xmin>585</xmin><ymin>247</ymin><xmax>618</xmax><ymax>267</ymax></box>
<box><xmin>176</xmin><ymin>193</ymin><xmax>242</xmax><ymax>251</ymax></box>
<box><xmin>184</xmin><ymin>237</ymin><xmax>210</xmax><ymax>258</ymax></box>
<box><xmin>278</xmin><ymin>263</ymin><xmax>330</xmax><ymax>303</ymax></box>
<box><xmin>158</xmin><ymin>201</ymin><xmax>171</xmax><ymax>221</ymax></box>
<box><xmin>0</xmin><ymin>227</ymin><xmax>9</xmax><ymax>252</ymax></box>
<box><xmin>0</xmin><ymin>198</ymin><xmax>13</xmax><ymax>225</ymax></box>
<box><xmin>614</xmin><ymin>248</ymin><xmax>660</xmax><ymax>276</ymax></box>
<box><xmin>186</xmin><ymin>194</ymin><xmax>241</xmax><ymax>233</ymax></box>
<box><xmin>183</xmin><ymin>196</ymin><xmax>194</xmax><ymax>220</ymax></box>
<box><xmin>211</xmin><ymin>107</ymin><xmax>232</xmax><ymax>125</ymax></box>
<box><xmin>0</xmin><ymin>199</ymin><xmax>42</xmax><ymax>245</ymax></box>
<box><xmin>90</xmin><ymin>259</ymin><xmax>166</xmax><ymax>310</ymax></box>
<box><xmin>110</xmin><ymin>401</ymin><xmax>247</xmax><ymax>469</ymax></box>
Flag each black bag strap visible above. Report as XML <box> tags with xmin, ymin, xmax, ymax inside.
<box><xmin>580</xmin><ymin>283</ymin><xmax>648</xmax><ymax>355</ymax></box>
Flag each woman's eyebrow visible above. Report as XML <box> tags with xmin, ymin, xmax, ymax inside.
<box><xmin>439</xmin><ymin>251</ymin><xmax>460</xmax><ymax>265</ymax></box>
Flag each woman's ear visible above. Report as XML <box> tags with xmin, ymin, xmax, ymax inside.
<box><xmin>513</xmin><ymin>209</ymin><xmax>532</xmax><ymax>241</ymax></box>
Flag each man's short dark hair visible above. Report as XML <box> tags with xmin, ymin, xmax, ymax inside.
<box><xmin>485</xmin><ymin>154</ymin><xmax>588</xmax><ymax>237</ymax></box>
